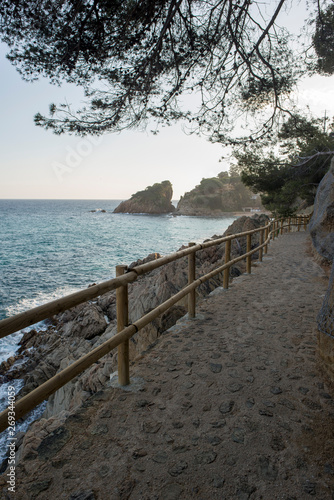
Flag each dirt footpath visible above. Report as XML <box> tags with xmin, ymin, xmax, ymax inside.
<box><xmin>2</xmin><ymin>232</ymin><xmax>334</xmax><ymax>500</ymax></box>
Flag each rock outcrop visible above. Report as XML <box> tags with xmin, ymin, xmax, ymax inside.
<box><xmin>113</xmin><ymin>180</ymin><xmax>175</xmax><ymax>214</ymax></box>
<box><xmin>317</xmin><ymin>266</ymin><xmax>334</xmax><ymax>385</ymax></box>
<box><xmin>176</xmin><ymin>172</ymin><xmax>261</xmax><ymax>215</ymax></box>
<box><xmin>309</xmin><ymin>157</ymin><xmax>334</xmax><ymax>261</ymax></box>
<box><xmin>309</xmin><ymin>156</ymin><xmax>334</xmax><ymax>385</ymax></box>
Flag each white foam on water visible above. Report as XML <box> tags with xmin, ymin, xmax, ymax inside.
<box><xmin>1</xmin><ymin>285</ymin><xmax>82</xmax><ymax>364</ymax></box>
<box><xmin>0</xmin><ymin>284</ymin><xmax>84</xmax><ymax>464</ymax></box>
<box><xmin>5</xmin><ymin>285</ymin><xmax>82</xmax><ymax>318</ymax></box>
<box><xmin>0</xmin><ymin>288</ymin><xmax>79</xmax><ymax>465</ymax></box>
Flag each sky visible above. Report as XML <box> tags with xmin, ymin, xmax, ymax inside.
<box><xmin>1</xmin><ymin>2</ymin><xmax>334</xmax><ymax>201</ymax></box>
<box><xmin>0</xmin><ymin>42</ymin><xmax>226</xmax><ymax>201</ymax></box>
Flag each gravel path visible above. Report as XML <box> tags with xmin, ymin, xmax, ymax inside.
<box><xmin>2</xmin><ymin>232</ymin><xmax>334</xmax><ymax>500</ymax></box>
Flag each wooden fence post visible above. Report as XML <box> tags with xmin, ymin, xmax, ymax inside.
<box><xmin>223</xmin><ymin>239</ymin><xmax>231</xmax><ymax>289</ymax></box>
<box><xmin>246</xmin><ymin>233</ymin><xmax>252</xmax><ymax>274</ymax></box>
<box><xmin>272</xmin><ymin>221</ymin><xmax>275</xmax><ymax>240</ymax></box>
<box><xmin>116</xmin><ymin>265</ymin><xmax>130</xmax><ymax>386</ymax></box>
<box><xmin>188</xmin><ymin>243</ymin><xmax>196</xmax><ymax>318</ymax></box>
<box><xmin>297</xmin><ymin>216</ymin><xmax>301</xmax><ymax>231</ymax></box>
<box><xmin>264</xmin><ymin>226</ymin><xmax>269</xmax><ymax>254</ymax></box>
<box><xmin>288</xmin><ymin>217</ymin><xmax>291</xmax><ymax>232</ymax></box>
<box><xmin>280</xmin><ymin>218</ymin><xmax>284</xmax><ymax>235</ymax></box>
<box><xmin>259</xmin><ymin>229</ymin><xmax>264</xmax><ymax>262</ymax></box>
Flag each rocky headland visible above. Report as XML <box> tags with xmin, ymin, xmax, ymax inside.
<box><xmin>176</xmin><ymin>172</ymin><xmax>262</xmax><ymax>216</ymax></box>
<box><xmin>113</xmin><ymin>180</ymin><xmax>175</xmax><ymax>214</ymax></box>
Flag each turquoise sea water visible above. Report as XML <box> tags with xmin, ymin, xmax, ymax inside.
<box><xmin>0</xmin><ymin>199</ymin><xmax>237</xmax><ymax>460</ymax></box>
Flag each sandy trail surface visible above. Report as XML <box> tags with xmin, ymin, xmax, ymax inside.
<box><xmin>1</xmin><ymin>231</ymin><xmax>333</xmax><ymax>499</ymax></box>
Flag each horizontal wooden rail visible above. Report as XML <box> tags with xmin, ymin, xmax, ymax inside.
<box><xmin>0</xmin><ymin>215</ymin><xmax>309</xmax><ymax>432</ymax></box>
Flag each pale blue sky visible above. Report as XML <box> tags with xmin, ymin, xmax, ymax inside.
<box><xmin>1</xmin><ymin>1</ymin><xmax>334</xmax><ymax>200</ymax></box>
<box><xmin>0</xmin><ymin>42</ymin><xmax>226</xmax><ymax>200</ymax></box>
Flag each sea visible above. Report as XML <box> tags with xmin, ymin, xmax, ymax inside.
<box><xmin>0</xmin><ymin>199</ymin><xmax>237</xmax><ymax>460</ymax></box>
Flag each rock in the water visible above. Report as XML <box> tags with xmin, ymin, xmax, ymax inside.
<box><xmin>113</xmin><ymin>180</ymin><xmax>175</xmax><ymax>214</ymax></box>
<box><xmin>176</xmin><ymin>172</ymin><xmax>262</xmax><ymax>215</ymax></box>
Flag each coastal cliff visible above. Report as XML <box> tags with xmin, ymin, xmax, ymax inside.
<box><xmin>113</xmin><ymin>180</ymin><xmax>175</xmax><ymax>214</ymax></box>
<box><xmin>176</xmin><ymin>171</ymin><xmax>261</xmax><ymax>215</ymax></box>
<box><xmin>309</xmin><ymin>157</ymin><xmax>334</xmax><ymax>384</ymax></box>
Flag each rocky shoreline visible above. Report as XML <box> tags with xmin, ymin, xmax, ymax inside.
<box><xmin>0</xmin><ymin>214</ymin><xmax>268</xmax><ymax>468</ymax></box>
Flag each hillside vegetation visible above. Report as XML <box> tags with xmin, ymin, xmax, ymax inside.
<box><xmin>114</xmin><ymin>180</ymin><xmax>175</xmax><ymax>214</ymax></box>
<box><xmin>176</xmin><ymin>170</ymin><xmax>261</xmax><ymax>215</ymax></box>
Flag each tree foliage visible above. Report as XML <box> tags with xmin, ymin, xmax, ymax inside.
<box><xmin>0</xmin><ymin>0</ymin><xmax>309</xmax><ymax>142</ymax></box>
<box><xmin>131</xmin><ymin>180</ymin><xmax>173</xmax><ymax>205</ymax></box>
<box><xmin>312</xmin><ymin>3</ymin><xmax>334</xmax><ymax>75</ymax></box>
<box><xmin>236</xmin><ymin>114</ymin><xmax>334</xmax><ymax>216</ymax></box>
<box><xmin>0</xmin><ymin>0</ymin><xmax>332</xmax><ymax>144</ymax></box>
<box><xmin>178</xmin><ymin>170</ymin><xmax>260</xmax><ymax>211</ymax></box>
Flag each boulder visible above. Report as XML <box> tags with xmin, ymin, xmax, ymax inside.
<box><xmin>58</xmin><ymin>303</ymin><xmax>107</xmax><ymax>340</ymax></box>
<box><xmin>15</xmin><ymin>413</ymin><xmax>70</xmax><ymax>463</ymax></box>
<box><xmin>317</xmin><ymin>264</ymin><xmax>334</xmax><ymax>385</ymax></box>
<box><xmin>97</xmin><ymin>292</ymin><xmax>116</xmax><ymax>320</ymax></box>
<box><xmin>309</xmin><ymin>157</ymin><xmax>334</xmax><ymax>261</ymax></box>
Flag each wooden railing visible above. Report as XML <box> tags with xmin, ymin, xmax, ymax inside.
<box><xmin>0</xmin><ymin>215</ymin><xmax>310</xmax><ymax>432</ymax></box>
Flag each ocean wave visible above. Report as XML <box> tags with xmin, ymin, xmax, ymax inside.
<box><xmin>0</xmin><ymin>332</ymin><xmax>26</xmax><ymax>365</ymax></box>
<box><xmin>5</xmin><ymin>285</ymin><xmax>82</xmax><ymax>319</ymax></box>
<box><xmin>1</xmin><ymin>285</ymin><xmax>82</xmax><ymax>364</ymax></box>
